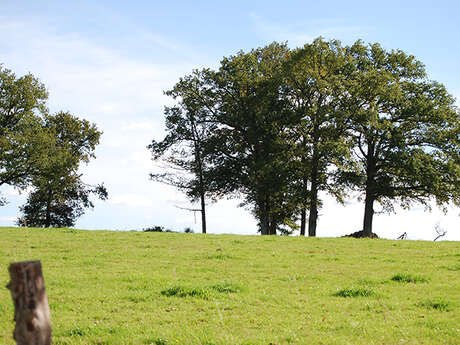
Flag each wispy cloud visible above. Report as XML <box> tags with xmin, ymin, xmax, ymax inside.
<box><xmin>0</xmin><ymin>216</ymin><xmax>17</xmax><ymax>223</ymax></box>
<box><xmin>0</xmin><ymin>16</ymin><xmax>205</xmax><ymax>230</ymax></box>
<box><xmin>109</xmin><ymin>194</ymin><xmax>154</xmax><ymax>207</ymax></box>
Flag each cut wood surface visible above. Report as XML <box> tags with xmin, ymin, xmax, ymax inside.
<box><xmin>7</xmin><ymin>261</ymin><xmax>52</xmax><ymax>345</ymax></box>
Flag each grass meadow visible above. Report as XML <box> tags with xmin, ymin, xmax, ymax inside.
<box><xmin>0</xmin><ymin>227</ymin><xmax>459</xmax><ymax>344</ymax></box>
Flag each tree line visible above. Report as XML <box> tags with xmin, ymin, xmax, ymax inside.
<box><xmin>0</xmin><ymin>65</ymin><xmax>107</xmax><ymax>227</ymax></box>
<box><xmin>149</xmin><ymin>38</ymin><xmax>459</xmax><ymax>237</ymax></box>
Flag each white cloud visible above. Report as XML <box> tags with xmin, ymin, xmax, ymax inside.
<box><xmin>0</xmin><ymin>216</ymin><xmax>17</xmax><ymax>223</ymax></box>
<box><xmin>0</xmin><ymin>17</ymin><xmax>195</xmax><ymax>123</ymax></box>
<box><xmin>109</xmin><ymin>194</ymin><xmax>154</xmax><ymax>207</ymax></box>
<box><xmin>121</xmin><ymin>120</ymin><xmax>159</xmax><ymax>132</ymax></box>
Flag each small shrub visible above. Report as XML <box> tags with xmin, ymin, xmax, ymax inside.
<box><xmin>418</xmin><ymin>298</ymin><xmax>451</xmax><ymax>312</ymax></box>
<box><xmin>143</xmin><ymin>226</ymin><xmax>165</xmax><ymax>232</ymax></box>
<box><xmin>160</xmin><ymin>286</ymin><xmax>209</xmax><ymax>299</ymax></box>
<box><xmin>333</xmin><ymin>287</ymin><xmax>376</xmax><ymax>297</ymax></box>
<box><xmin>391</xmin><ymin>273</ymin><xmax>428</xmax><ymax>283</ymax></box>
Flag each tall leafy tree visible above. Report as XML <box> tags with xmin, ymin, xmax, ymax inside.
<box><xmin>0</xmin><ymin>65</ymin><xmax>48</xmax><ymax>204</ymax></box>
<box><xmin>342</xmin><ymin>41</ymin><xmax>459</xmax><ymax>236</ymax></box>
<box><xmin>148</xmin><ymin>70</ymin><xmax>218</xmax><ymax>234</ymax></box>
<box><xmin>209</xmin><ymin>42</ymin><xmax>298</xmax><ymax>234</ymax></box>
<box><xmin>17</xmin><ymin>112</ymin><xmax>107</xmax><ymax>227</ymax></box>
<box><xmin>283</xmin><ymin>38</ymin><xmax>352</xmax><ymax>236</ymax></box>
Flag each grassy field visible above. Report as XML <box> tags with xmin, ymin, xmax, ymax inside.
<box><xmin>0</xmin><ymin>227</ymin><xmax>459</xmax><ymax>345</ymax></box>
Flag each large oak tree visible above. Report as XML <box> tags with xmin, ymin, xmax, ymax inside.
<box><xmin>0</xmin><ymin>65</ymin><xmax>48</xmax><ymax>204</ymax></box>
<box><xmin>283</xmin><ymin>38</ymin><xmax>353</xmax><ymax>236</ymax></box>
<box><xmin>17</xmin><ymin>112</ymin><xmax>107</xmax><ymax>227</ymax></box>
<box><xmin>342</xmin><ymin>41</ymin><xmax>459</xmax><ymax>236</ymax></box>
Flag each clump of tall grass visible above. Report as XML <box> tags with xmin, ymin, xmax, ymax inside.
<box><xmin>160</xmin><ymin>286</ymin><xmax>209</xmax><ymax>299</ymax></box>
<box><xmin>418</xmin><ymin>298</ymin><xmax>451</xmax><ymax>312</ymax></box>
<box><xmin>161</xmin><ymin>282</ymin><xmax>242</xmax><ymax>299</ymax></box>
<box><xmin>391</xmin><ymin>273</ymin><xmax>428</xmax><ymax>283</ymax></box>
<box><xmin>333</xmin><ymin>287</ymin><xmax>376</xmax><ymax>297</ymax></box>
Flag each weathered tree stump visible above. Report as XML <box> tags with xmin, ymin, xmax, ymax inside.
<box><xmin>6</xmin><ymin>261</ymin><xmax>52</xmax><ymax>345</ymax></box>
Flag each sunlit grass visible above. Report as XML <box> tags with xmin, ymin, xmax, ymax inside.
<box><xmin>1</xmin><ymin>227</ymin><xmax>459</xmax><ymax>344</ymax></box>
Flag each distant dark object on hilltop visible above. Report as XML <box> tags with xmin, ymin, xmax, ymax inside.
<box><xmin>343</xmin><ymin>230</ymin><xmax>379</xmax><ymax>239</ymax></box>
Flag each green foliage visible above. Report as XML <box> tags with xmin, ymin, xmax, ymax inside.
<box><xmin>1</xmin><ymin>65</ymin><xmax>107</xmax><ymax>224</ymax></box>
<box><xmin>283</xmin><ymin>38</ymin><xmax>354</xmax><ymax>236</ymax></box>
<box><xmin>339</xmin><ymin>40</ymin><xmax>460</xmax><ymax>235</ymax></box>
<box><xmin>208</xmin><ymin>42</ymin><xmax>298</xmax><ymax>234</ymax></box>
<box><xmin>391</xmin><ymin>273</ymin><xmax>428</xmax><ymax>283</ymax></box>
<box><xmin>143</xmin><ymin>226</ymin><xmax>170</xmax><ymax>232</ymax></box>
<box><xmin>0</xmin><ymin>65</ymin><xmax>48</xmax><ymax>202</ymax></box>
<box><xmin>17</xmin><ymin>112</ymin><xmax>107</xmax><ymax>227</ymax></box>
<box><xmin>148</xmin><ymin>69</ymin><xmax>221</xmax><ymax>233</ymax></box>
<box><xmin>152</xmin><ymin>39</ymin><xmax>459</xmax><ymax>237</ymax></box>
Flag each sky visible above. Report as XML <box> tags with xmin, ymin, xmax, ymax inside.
<box><xmin>0</xmin><ymin>0</ymin><xmax>459</xmax><ymax>240</ymax></box>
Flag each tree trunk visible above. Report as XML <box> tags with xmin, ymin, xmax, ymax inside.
<box><xmin>259</xmin><ymin>195</ymin><xmax>270</xmax><ymax>235</ymax></box>
<box><xmin>269</xmin><ymin>219</ymin><xmax>277</xmax><ymax>235</ymax></box>
<box><xmin>7</xmin><ymin>261</ymin><xmax>52</xmax><ymax>345</ymax></box>
<box><xmin>362</xmin><ymin>140</ymin><xmax>376</xmax><ymax>237</ymax></box>
<box><xmin>300</xmin><ymin>206</ymin><xmax>306</xmax><ymax>236</ymax></box>
<box><xmin>362</xmin><ymin>192</ymin><xmax>374</xmax><ymax>237</ymax></box>
<box><xmin>308</xmin><ymin>138</ymin><xmax>320</xmax><ymax>237</ymax></box>
<box><xmin>308</xmin><ymin>188</ymin><xmax>318</xmax><ymax>237</ymax></box>
<box><xmin>44</xmin><ymin>190</ymin><xmax>52</xmax><ymax>228</ymax></box>
<box><xmin>299</xmin><ymin>174</ymin><xmax>309</xmax><ymax>236</ymax></box>
<box><xmin>195</xmin><ymin>140</ymin><xmax>207</xmax><ymax>234</ymax></box>
<box><xmin>200</xmin><ymin>191</ymin><xmax>206</xmax><ymax>234</ymax></box>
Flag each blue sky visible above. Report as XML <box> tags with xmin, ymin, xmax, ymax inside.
<box><xmin>0</xmin><ymin>0</ymin><xmax>459</xmax><ymax>239</ymax></box>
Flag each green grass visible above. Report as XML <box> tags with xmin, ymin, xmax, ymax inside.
<box><xmin>333</xmin><ymin>287</ymin><xmax>376</xmax><ymax>298</ymax></box>
<box><xmin>391</xmin><ymin>273</ymin><xmax>429</xmax><ymax>283</ymax></box>
<box><xmin>1</xmin><ymin>227</ymin><xmax>459</xmax><ymax>344</ymax></box>
<box><xmin>418</xmin><ymin>298</ymin><xmax>451</xmax><ymax>312</ymax></box>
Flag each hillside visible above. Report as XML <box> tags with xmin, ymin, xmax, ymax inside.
<box><xmin>0</xmin><ymin>227</ymin><xmax>459</xmax><ymax>344</ymax></box>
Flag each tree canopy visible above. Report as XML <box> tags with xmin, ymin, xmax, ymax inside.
<box><xmin>1</xmin><ymin>64</ymin><xmax>107</xmax><ymax>227</ymax></box>
<box><xmin>151</xmin><ymin>38</ymin><xmax>459</xmax><ymax>236</ymax></box>
<box><xmin>340</xmin><ymin>41</ymin><xmax>460</xmax><ymax>236</ymax></box>
<box><xmin>0</xmin><ymin>65</ymin><xmax>49</xmax><ymax>204</ymax></box>
<box><xmin>17</xmin><ymin>112</ymin><xmax>108</xmax><ymax>227</ymax></box>
<box><xmin>148</xmin><ymin>70</ymin><xmax>219</xmax><ymax>234</ymax></box>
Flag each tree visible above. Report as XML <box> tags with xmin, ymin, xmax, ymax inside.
<box><xmin>342</xmin><ymin>41</ymin><xmax>460</xmax><ymax>236</ymax></box>
<box><xmin>0</xmin><ymin>65</ymin><xmax>48</xmax><ymax>204</ymax></box>
<box><xmin>283</xmin><ymin>38</ymin><xmax>353</xmax><ymax>236</ymax></box>
<box><xmin>148</xmin><ymin>70</ymin><xmax>218</xmax><ymax>234</ymax></box>
<box><xmin>209</xmin><ymin>42</ymin><xmax>298</xmax><ymax>234</ymax></box>
<box><xmin>17</xmin><ymin>112</ymin><xmax>107</xmax><ymax>227</ymax></box>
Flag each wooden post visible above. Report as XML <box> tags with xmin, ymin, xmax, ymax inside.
<box><xmin>6</xmin><ymin>261</ymin><xmax>52</xmax><ymax>345</ymax></box>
